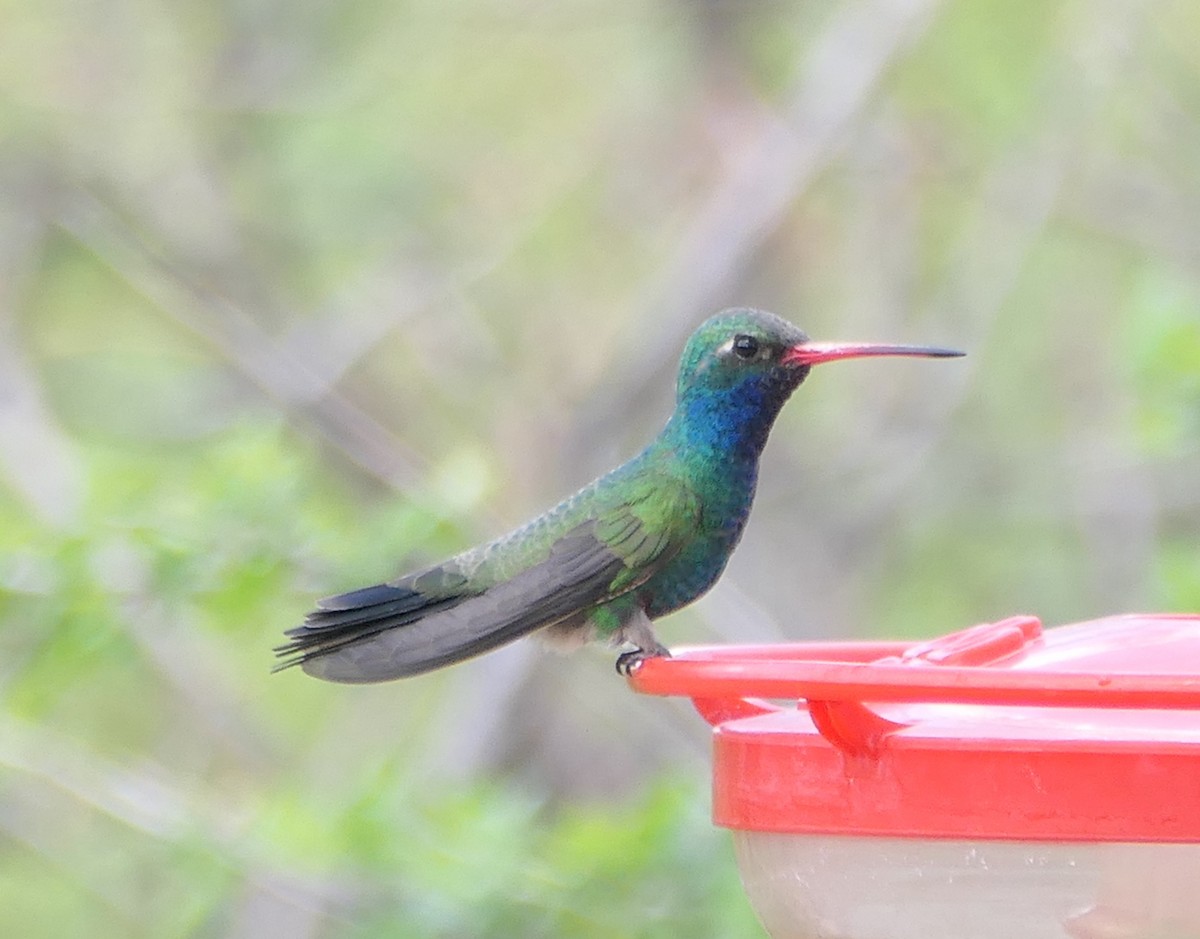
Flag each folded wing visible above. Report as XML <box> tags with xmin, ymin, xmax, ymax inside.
<box><xmin>275</xmin><ymin>476</ymin><xmax>700</xmax><ymax>683</ymax></box>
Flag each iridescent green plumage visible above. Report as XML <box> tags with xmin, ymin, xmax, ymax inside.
<box><xmin>276</xmin><ymin>309</ymin><xmax>962</xmax><ymax>683</ymax></box>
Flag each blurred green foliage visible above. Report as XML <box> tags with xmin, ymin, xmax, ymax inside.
<box><xmin>0</xmin><ymin>420</ymin><xmax>760</xmax><ymax>937</ymax></box>
<box><xmin>1</xmin><ymin>0</ymin><xmax>1199</xmax><ymax>935</ymax></box>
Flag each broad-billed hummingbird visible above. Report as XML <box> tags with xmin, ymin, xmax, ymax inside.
<box><xmin>276</xmin><ymin>308</ymin><xmax>962</xmax><ymax>683</ymax></box>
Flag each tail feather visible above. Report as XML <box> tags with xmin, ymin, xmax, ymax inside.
<box><xmin>275</xmin><ymin>520</ymin><xmax>638</xmax><ymax>683</ymax></box>
<box><xmin>273</xmin><ymin>583</ymin><xmax>469</xmax><ymax>673</ymax></box>
<box><xmin>314</xmin><ymin>583</ymin><xmax>417</xmax><ymax>612</ymax></box>
<box><xmin>295</xmin><ymin>585</ymin><xmax>435</xmax><ymax>633</ymax></box>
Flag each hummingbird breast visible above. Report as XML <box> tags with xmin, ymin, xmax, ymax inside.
<box><xmin>639</xmin><ymin>458</ymin><xmax>758</xmax><ymax>618</ymax></box>
<box><xmin>624</xmin><ymin>369</ymin><xmax>791</xmax><ymax>619</ymax></box>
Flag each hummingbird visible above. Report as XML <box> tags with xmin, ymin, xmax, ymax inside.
<box><xmin>275</xmin><ymin>308</ymin><xmax>962</xmax><ymax>683</ymax></box>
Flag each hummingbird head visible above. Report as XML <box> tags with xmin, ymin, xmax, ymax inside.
<box><xmin>676</xmin><ymin>308</ymin><xmax>811</xmax><ymax>402</ymax></box>
<box><xmin>672</xmin><ymin>308</ymin><xmax>963</xmax><ymax>458</ymax></box>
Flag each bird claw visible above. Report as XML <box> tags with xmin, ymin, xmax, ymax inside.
<box><xmin>615</xmin><ymin>644</ymin><xmax>671</xmax><ymax>677</ymax></box>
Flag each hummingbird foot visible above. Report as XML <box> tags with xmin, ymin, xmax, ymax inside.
<box><xmin>614</xmin><ymin>607</ymin><xmax>670</xmax><ymax>675</ymax></box>
<box><xmin>615</xmin><ymin>643</ymin><xmax>671</xmax><ymax>676</ymax></box>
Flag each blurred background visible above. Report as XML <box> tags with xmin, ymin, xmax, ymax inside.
<box><xmin>1</xmin><ymin>0</ymin><xmax>1198</xmax><ymax>935</ymax></box>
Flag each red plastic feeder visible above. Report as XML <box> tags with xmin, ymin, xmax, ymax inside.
<box><xmin>629</xmin><ymin>614</ymin><xmax>1200</xmax><ymax>939</ymax></box>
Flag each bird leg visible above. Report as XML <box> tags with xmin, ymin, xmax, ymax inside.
<box><xmin>614</xmin><ymin>607</ymin><xmax>671</xmax><ymax>676</ymax></box>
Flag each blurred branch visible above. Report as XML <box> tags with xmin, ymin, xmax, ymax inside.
<box><xmin>0</xmin><ymin>334</ymin><xmax>83</xmax><ymax>529</ymax></box>
<box><xmin>0</xmin><ymin>193</ymin><xmax>85</xmax><ymax>529</ymax></box>
<box><xmin>0</xmin><ymin>714</ymin><xmax>358</xmax><ymax>923</ymax></box>
<box><xmin>821</xmin><ymin>0</ymin><xmax>1152</xmax><ymax>506</ymax></box>
<box><xmin>59</xmin><ymin>194</ymin><xmax>427</xmax><ymax>490</ymax></box>
<box><xmin>223</xmin><ymin>876</ymin><xmax>327</xmax><ymax>939</ymax></box>
<box><xmin>0</xmin><ymin>714</ymin><xmax>213</xmax><ymax>841</ymax></box>
<box><xmin>0</xmin><ymin>791</ymin><xmax>136</xmax><ymax>926</ymax></box>
<box><xmin>275</xmin><ymin>139</ymin><xmax>607</xmax><ymax>402</ymax></box>
<box><xmin>569</xmin><ymin>0</ymin><xmax>944</xmax><ymax>468</ymax></box>
<box><xmin>120</xmin><ymin>595</ymin><xmax>280</xmax><ymax>769</ymax></box>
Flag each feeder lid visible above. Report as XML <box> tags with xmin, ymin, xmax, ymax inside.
<box><xmin>629</xmin><ymin>614</ymin><xmax>1200</xmax><ymax>841</ymax></box>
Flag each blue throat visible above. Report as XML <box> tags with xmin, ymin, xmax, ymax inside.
<box><xmin>647</xmin><ymin>374</ymin><xmax>802</xmax><ymax>550</ymax></box>
<box><xmin>664</xmin><ymin>376</ymin><xmax>794</xmax><ymax>467</ymax></box>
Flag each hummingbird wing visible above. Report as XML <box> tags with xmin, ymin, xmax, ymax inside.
<box><xmin>275</xmin><ymin>472</ymin><xmax>700</xmax><ymax>683</ymax></box>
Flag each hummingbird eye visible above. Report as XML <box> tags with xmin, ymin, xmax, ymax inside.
<box><xmin>732</xmin><ymin>334</ymin><xmax>760</xmax><ymax>360</ymax></box>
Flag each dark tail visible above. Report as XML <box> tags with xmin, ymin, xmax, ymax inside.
<box><xmin>273</xmin><ymin>582</ymin><xmax>471</xmax><ymax>681</ymax></box>
<box><xmin>276</xmin><ymin>521</ymin><xmax>632</xmax><ymax>683</ymax></box>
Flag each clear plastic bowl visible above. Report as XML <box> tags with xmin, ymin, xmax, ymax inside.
<box><xmin>736</xmin><ymin>833</ymin><xmax>1200</xmax><ymax>939</ymax></box>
